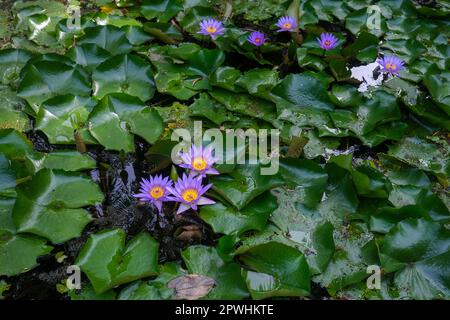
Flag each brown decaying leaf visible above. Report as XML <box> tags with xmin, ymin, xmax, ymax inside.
<box><xmin>175</xmin><ymin>225</ymin><xmax>202</xmax><ymax>241</ymax></box>
<box><xmin>167</xmin><ymin>274</ymin><xmax>216</xmax><ymax>300</ymax></box>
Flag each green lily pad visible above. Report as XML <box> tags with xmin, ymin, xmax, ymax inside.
<box><xmin>329</xmin><ymin>90</ymin><xmax>403</xmax><ymax>146</ymax></box>
<box><xmin>140</xmin><ymin>0</ymin><xmax>183</xmax><ymax>23</ymax></box>
<box><xmin>76</xmin><ymin>229</ymin><xmax>159</xmax><ymax>294</ymax></box>
<box><xmin>0</xmin><ymin>234</ymin><xmax>53</xmax><ymax>277</ymax></box>
<box><xmin>200</xmin><ymin>192</ymin><xmax>277</xmax><ymax>235</ymax></box>
<box><xmin>88</xmin><ymin>93</ymin><xmax>163</xmax><ymax>152</ymax></box>
<box><xmin>342</xmin><ymin>32</ymin><xmax>379</xmax><ymax>62</ymax></box>
<box><xmin>232</xmin><ymin>0</ymin><xmax>290</xmax><ymax>21</ymax></box>
<box><xmin>186</xmin><ymin>49</ymin><xmax>225</xmax><ymax>77</ymax></box>
<box><xmin>211</xmin><ymin>164</ymin><xmax>284</xmax><ymax>210</ymax></box>
<box><xmin>0</xmin><ymin>128</ymin><xmax>35</xmax><ymax>161</ymax></box>
<box><xmin>92</xmin><ymin>54</ymin><xmax>155</xmax><ymax>102</ymax></box>
<box><xmin>240</xmin><ymin>242</ymin><xmax>310</xmax><ymax>299</ymax></box>
<box><xmin>352</xmin><ymin>164</ymin><xmax>392</xmax><ymax>198</ymax></box>
<box><xmin>66</xmin><ymin>44</ymin><xmax>112</xmax><ymax>72</ymax></box>
<box><xmin>35</xmin><ymin>95</ymin><xmax>96</xmax><ymax>144</ymax></box>
<box><xmin>13</xmin><ymin>169</ymin><xmax>103</xmax><ymax>243</ymax></box>
<box><xmin>236</xmin><ymin>69</ymin><xmax>279</xmax><ymax>100</ymax></box>
<box><xmin>181</xmin><ymin>245</ymin><xmax>249</xmax><ymax>299</ymax></box>
<box><xmin>380</xmin><ymin>218</ymin><xmax>450</xmax><ymax>299</ymax></box>
<box><xmin>118</xmin><ymin>263</ymin><xmax>185</xmax><ymax>300</ymax></box>
<box><xmin>56</xmin><ymin>17</ymin><xmax>96</xmax><ymax>48</ymax></box>
<box><xmin>210</xmin><ymin>66</ymin><xmax>243</xmax><ymax>92</ymax></box>
<box><xmin>78</xmin><ymin>25</ymin><xmax>133</xmax><ymax>55</ymax></box>
<box><xmin>423</xmin><ymin>70</ymin><xmax>450</xmax><ymax>115</ymax></box>
<box><xmin>271</xmin><ymin>73</ymin><xmax>334</xmax><ymax>112</ymax></box>
<box><xmin>42</xmin><ymin>151</ymin><xmax>96</xmax><ymax>171</ymax></box>
<box><xmin>0</xmin><ymin>49</ymin><xmax>34</xmax><ymax>85</ymax></box>
<box><xmin>297</xmin><ymin>47</ymin><xmax>327</xmax><ymax>71</ymax></box>
<box><xmin>17</xmin><ymin>61</ymin><xmax>91</xmax><ymax>111</ymax></box>
<box><xmin>388</xmin><ymin>137</ymin><xmax>449</xmax><ymax>182</ymax></box>
<box><xmin>189</xmin><ymin>93</ymin><xmax>239</xmax><ymax>125</ymax></box>
<box><xmin>0</xmin><ymin>85</ymin><xmax>29</xmax><ymax>132</ymax></box>
<box><xmin>210</xmin><ymin>89</ymin><xmax>277</xmax><ymax>124</ymax></box>
<box><xmin>0</xmin><ymin>155</ymin><xmax>16</xmax><ymax>199</ymax></box>
<box><xmin>278</xmin><ymin>158</ymin><xmax>328</xmax><ymax>208</ymax></box>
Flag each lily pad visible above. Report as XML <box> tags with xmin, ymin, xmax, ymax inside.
<box><xmin>140</xmin><ymin>0</ymin><xmax>183</xmax><ymax>23</ymax></box>
<box><xmin>17</xmin><ymin>61</ymin><xmax>91</xmax><ymax>111</ymax></box>
<box><xmin>181</xmin><ymin>245</ymin><xmax>249</xmax><ymax>299</ymax></box>
<box><xmin>35</xmin><ymin>95</ymin><xmax>97</xmax><ymax>144</ymax></box>
<box><xmin>76</xmin><ymin>229</ymin><xmax>159</xmax><ymax>294</ymax></box>
<box><xmin>118</xmin><ymin>263</ymin><xmax>185</xmax><ymax>300</ymax></box>
<box><xmin>92</xmin><ymin>54</ymin><xmax>155</xmax><ymax>102</ymax></box>
<box><xmin>210</xmin><ymin>89</ymin><xmax>277</xmax><ymax>124</ymax></box>
<box><xmin>66</xmin><ymin>44</ymin><xmax>112</xmax><ymax>72</ymax></box>
<box><xmin>0</xmin><ymin>85</ymin><xmax>29</xmax><ymax>132</ymax></box>
<box><xmin>42</xmin><ymin>151</ymin><xmax>96</xmax><ymax>171</ymax></box>
<box><xmin>380</xmin><ymin>218</ymin><xmax>450</xmax><ymax>299</ymax></box>
<box><xmin>189</xmin><ymin>93</ymin><xmax>239</xmax><ymax>125</ymax></box>
<box><xmin>236</xmin><ymin>69</ymin><xmax>279</xmax><ymax>100</ymax></box>
<box><xmin>210</xmin><ymin>164</ymin><xmax>284</xmax><ymax>210</ymax></box>
<box><xmin>88</xmin><ymin>93</ymin><xmax>163</xmax><ymax>152</ymax></box>
<box><xmin>0</xmin><ymin>234</ymin><xmax>52</xmax><ymax>277</ymax></box>
<box><xmin>0</xmin><ymin>49</ymin><xmax>34</xmax><ymax>85</ymax></box>
<box><xmin>200</xmin><ymin>192</ymin><xmax>277</xmax><ymax>235</ymax></box>
<box><xmin>240</xmin><ymin>242</ymin><xmax>311</xmax><ymax>299</ymax></box>
<box><xmin>78</xmin><ymin>25</ymin><xmax>133</xmax><ymax>55</ymax></box>
<box><xmin>13</xmin><ymin>169</ymin><xmax>103</xmax><ymax>243</ymax></box>
<box><xmin>388</xmin><ymin>137</ymin><xmax>449</xmax><ymax>182</ymax></box>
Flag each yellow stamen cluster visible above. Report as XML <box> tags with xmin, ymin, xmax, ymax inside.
<box><xmin>192</xmin><ymin>157</ymin><xmax>207</xmax><ymax>171</ymax></box>
<box><xmin>283</xmin><ymin>23</ymin><xmax>292</xmax><ymax>29</ymax></box>
<box><xmin>386</xmin><ymin>63</ymin><xmax>397</xmax><ymax>71</ymax></box>
<box><xmin>182</xmin><ymin>189</ymin><xmax>199</xmax><ymax>203</ymax></box>
<box><xmin>150</xmin><ymin>186</ymin><xmax>164</xmax><ymax>199</ymax></box>
<box><xmin>206</xmin><ymin>26</ymin><xmax>217</xmax><ymax>34</ymax></box>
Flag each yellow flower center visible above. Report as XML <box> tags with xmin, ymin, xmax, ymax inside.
<box><xmin>182</xmin><ymin>189</ymin><xmax>199</xmax><ymax>203</ymax></box>
<box><xmin>325</xmin><ymin>40</ymin><xmax>331</xmax><ymax>46</ymax></box>
<box><xmin>192</xmin><ymin>157</ymin><xmax>207</xmax><ymax>171</ymax></box>
<box><xmin>283</xmin><ymin>22</ymin><xmax>292</xmax><ymax>29</ymax></box>
<box><xmin>386</xmin><ymin>63</ymin><xmax>397</xmax><ymax>71</ymax></box>
<box><xmin>206</xmin><ymin>26</ymin><xmax>217</xmax><ymax>34</ymax></box>
<box><xmin>150</xmin><ymin>186</ymin><xmax>164</xmax><ymax>199</ymax></box>
<box><xmin>255</xmin><ymin>38</ymin><xmax>261</xmax><ymax>43</ymax></box>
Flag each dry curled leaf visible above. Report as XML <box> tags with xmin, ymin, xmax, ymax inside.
<box><xmin>167</xmin><ymin>274</ymin><xmax>216</xmax><ymax>300</ymax></box>
<box><xmin>175</xmin><ymin>225</ymin><xmax>202</xmax><ymax>241</ymax></box>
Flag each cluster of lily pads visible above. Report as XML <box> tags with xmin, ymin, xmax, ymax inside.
<box><xmin>0</xmin><ymin>0</ymin><xmax>449</xmax><ymax>302</ymax></box>
<box><xmin>134</xmin><ymin>145</ymin><xmax>217</xmax><ymax>214</ymax></box>
<box><xmin>198</xmin><ymin>16</ymin><xmax>405</xmax><ymax>76</ymax></box>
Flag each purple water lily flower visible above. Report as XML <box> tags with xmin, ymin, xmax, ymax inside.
<box><xmin>167</xmin><ymin>173</ymin><xmax>215</xmax><ymax>214</ymax></box>
<box><xmin>317</xmin><ymin>33</ymin><xmax>339</xmax><ymax>50</ymax></box>
<box><xmin>276</xmin><ymin>16</ymin><xmax>297</xmax><ymax>32</ymax></box>
<box><xmin>134</xmin><ymin>175</ymin><xmax>173</xmax><ymax>213</ymax></box>
<box><xmin>378</xmin><ymin>55</ymin><xmax>405</xmax><ymax>76</ymax></box>
<box><xmin>248</xmin><ymin>31</ymin><xmax>266</xmax><ymax>46</ymax></box>
<box><xmin>178</xmin><ymin>145</ymin><xmax>219</xmax><ymax>177</ymax></box>
<box><xmin>197</xmin><ymin>18</ymin><xmax>225</xmax><ymax>39</ymax></box>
